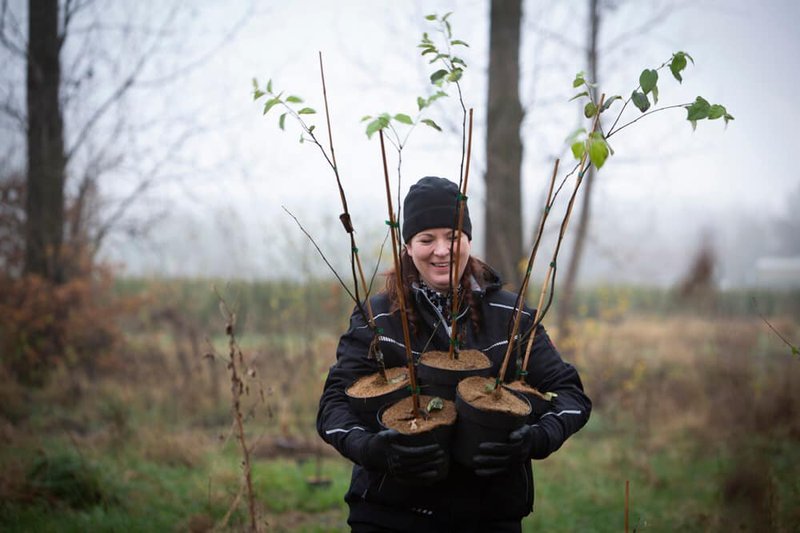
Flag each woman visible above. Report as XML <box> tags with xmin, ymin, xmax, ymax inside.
<box><xmin>317</xmin><ymin>176</ymin><xmax>591</xmax><ymax>532</ymax></box>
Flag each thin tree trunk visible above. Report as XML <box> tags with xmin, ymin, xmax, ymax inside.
<box><xmin>485</xmin><ymin>0</ymin><xmax>524</xmax><ymax>288</ymax></box>
<box><xmin>557</xmin><ymin>0</ymin><xmax>600</xmax><ymax>338</ymax></box>
<box><xmin>25</xmin><ymin>0</ymin><xmax>65</xmax><ymax>283</ymax></box>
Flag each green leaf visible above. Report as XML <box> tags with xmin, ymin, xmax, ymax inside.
<box><xmin>588</xmin><ymin>136</ymin><xmax>610</xmax><ymax>169</ymax></box>
<box><xmin>278</xmin><ymin>113</ymin><xmax>286</xmax><ymax>130</ymax></box>
<box><xmin>723</xmin><ymin>113</ymin><xmax>735</xmax><ymax>125</ymax></box>
<box><xmin>297</xmin><ymin>107</ymin><xmax>316</xmax><ymax>115</ymax></box>
<box><xmin>308</xmin><ymin>125</ymin><xmax>315</xmax><ymax>133</ymax></box>
<box><xmin>252</xmin><ymin>77</ymin><xmax>259</xmax><ymax>90</ymax></box>
<box><xmin>451</xmin><ymin>56</ymin><xmax>467</xmax><ymax>67</ymax></box>
<box><xmin>253</xmin><ymin>89</ymin><xmax>265</xmax><ymax>101</ymax></box>
<box><xmin>417</xmin><ymin>97</ymin><xmax>427</xmax><ymax>111</ymax></box>
<box><xmin>299</xmin><ymin>134</ymin><xmax>304</xmax><ymax>144</ymax></box>
<box><xmin>425</xmin><ymin>14</ymin><xmax>437</xmax><ymax>20</ymax></box>
<box><xmin>451</xmin><ymin>39</ymin><xmax>469</xmax><ymax>47</ymax></box>
<box><xmin>572</xmin><ymin>72</ymin><xmax>586</xmax><ymax>88</ymax></box>
<box><xmin>421</xmin><ymin>118</ymin><xmax>442</xmax><ymax>132</ymax></box>
<box><xmin>791</xmin><ymin>345</ymin><xmax>799</xmax><ymax>357</ymax></box>
<box><xmin>571</xmin><ymin>141</ymin><xmax>586</xmax><ymax>160</ymax></box>
<box><xmin>393</xmin><ymin>113</ymin><xmax>413</xmax><ymax>125</ymax></box>
<box><xmin>670</xmin><ymin>52</ymin><xmax>689</xmax><ymax>83</ymax></box>
<box><xmin>421</xmin><ymin>47</ymin><xmax>437</xmax><ymax>56</ymax></box>
<box><xmin>630</xmin><ymin>91</ymin><xmax>650</xmax><ymax>113</ymax></box>
<box><xmin>639</xmin><ymin>69</ymin><xmax>658</xmax><ymax>94</ymax></box>
<box><xmin>266</xmin><ymin>79</ymin><xmax>273</xmax><ymax>93</ymax></box>
<box><xmin>447</xmin><ymin>68</ymin><xmax>463</xmax><ymax>82</ymax></box>
<box><xmin>263</xmin><ymin>97</ymin><xmax>280</xmax><ymax>115</ymax></box>
<box><xmin>365</xmin><ymin>116</ymin><xmax>389</xmax><ymax>139</ymax></box>
<box><xmin>600</xmin><ymin>95</ymin><xmax>622</xmax><ymax>112</ymax></box>
<box><xmin>428</xmin><ymin>91</ymin><xmax>448</xmax><ymax>104</ymax></box>
<box><xmin>426</xmin><ymin>397</ymin><xmax>444</xmax><ymax>412</ymax></box>
<box><xmin>566</xmin><ymin>127</ymin><xmax>587</xmax><ymax>140</ymax></box>
<box><xmin>651</xmin><ymin>85</ymin><xmax>659</xmax><ymax>106</ymax></box>
<box><xmin>569</xmin><ymin>91</ymin><xmax>589</xmax><ymax>102</ymax></box>
<box><xmin>584</xmin><ymin>102</ymin><xmax>597</xmax><ymax>118</ymax></box>
<box><xmin>430</xmin><ymin>69</ymin><xmax>448</xmax><ymax>85</ymax></box>
<box><xmin>686</xmin><ymin>96</ymin><xmax>710</xmax><ymax>121</ymax></box>
<box><xmin>286</xmin><ymin>95</ymin><xmax>303</xmax><ymax>103</ymax></box>
<box><xmin>708</xmin><ymin>104</ymin><xmax>727</xmax><ymax>120</ymax></box>
<box><xmin>361</xmin><ymin>115</ymin><xmax>372</xmax><ymax>122</ymax></box>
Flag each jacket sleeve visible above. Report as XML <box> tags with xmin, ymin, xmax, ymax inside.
<box><xmin>316</xmin><ymin>304</ymin><xmax>381</xmax><ymax>466</ymax></box>
<box><xmin>522</xmin><ymin>322</ymin><xmax>592</xmax><ymax>460</ymax></box>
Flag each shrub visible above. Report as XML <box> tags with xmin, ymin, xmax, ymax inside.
<box><xmin>25</xmin><ymin>452</ymin><xmax>115</xmax><ymax>510</ymax></box>
<box><xmin>0</xmin><ymin>266</ymin><xmax>130</xmax><ymax>386</ymax></box>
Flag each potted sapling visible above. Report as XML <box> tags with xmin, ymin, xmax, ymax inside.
<box><xmin>454</xmin><ymin>51</ymin><xmax>734</xmax><ymax>455</ymax></box>
<box><xmin>255</xmin><ymin>57</ymin><xmax>411</xmax><ymax>431</ymax></box>
<box><xmin>500</xmin><ymin>95</ymin><xmax>607</xmax><ymax>422</ymax></box>
<box><xmin>415</xmin><ymin>108</ymin><xmax>493</xmax><ymax>400</ymax></box>
<box><xmin>451</xmin><ymin>92</ymin><xmax>606</xmax><ymax>468</ymax></box>
<box><xmin>374</xmin><ymin>13</ymin><xmax>491</xmax><ymax>399</ymax></box>
<box><xmin>508</xmin><ymin>53</ymin><xmax>734</xmax><ymax>421</ymax></box>
<box><xmin>374</xmin><ymin>130</ymin><xmax>457</xmax><ymax>474</ymax></box>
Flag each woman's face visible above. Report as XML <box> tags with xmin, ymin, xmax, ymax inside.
<box><xmin>406</xmin><ymin>228</ymin><xmax>471</xmax><ymax>292</ymax></box>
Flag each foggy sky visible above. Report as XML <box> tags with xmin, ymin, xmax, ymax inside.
<box><xmin>6</xmin><ymin>0</ymin><xmax>797</xmax><ymax>287</ymax></box>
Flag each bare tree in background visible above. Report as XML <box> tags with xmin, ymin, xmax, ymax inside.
<box><xmin>554</xmin><ymin>0</ymin><xmax>685</xmax><ymax>336</ymax></box>
<box><xmin>774</xmin><ymin>183</ymin><xmax>800</xmax><ymax>255</ymax></box>
<box><xmin>484</xmin><ymin>0</ymin><xmax>524</xmax><ymax>287</ymax></box>
<box><xmin>1</xmin><ymin>0</ymin><xmax>251</xmax><ymax>280</ymax></box>
<box><xmin>556</xmin><ymin>0</ymin><xmax>601</xmax><ymax>336</ymax></box>
<box><xmin>24</xmin><ymin>0</ymin><xmax>65</xmax><ymax>282</ymax></box>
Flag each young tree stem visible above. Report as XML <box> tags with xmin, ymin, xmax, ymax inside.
<box><xmin>318</xmin><ymin>52</ymin><xmax>384</xmax><ymax>378</ymax></box>
<box><xmin>447</xmin><ymin>108</ymin><xmax>474</xmax><ymax>359</ymax></box>
<box><xmin>495</xmin><ymin>159</ymin><xmax>559</xmax><ymax>389</ymax></box>
<box><xmin>519</xmin><ymin>94</ymin><xmax>606</xmax><ymax>374</ymax></box>
<box><xmin>379</xmin><ymin>130</ymin><xmax>420</xmax><ymax>415</ymax></box>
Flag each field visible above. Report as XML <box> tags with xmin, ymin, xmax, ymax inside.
<box><xmin>1</xmin><ymin>280</ymin><xmax>798</xmax><ymax>532</ymax></box>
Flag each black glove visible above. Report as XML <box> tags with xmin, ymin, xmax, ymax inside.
<box><xmin>472</xmin><ymin>424</ymin><xmax>537</xmax><ymax>477</ymax></box>
<box><xmin>361</xmin><ymin>429</ymin><xmax>447</xmax><ymax>484</ymax></box>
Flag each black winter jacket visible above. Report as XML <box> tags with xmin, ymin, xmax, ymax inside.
<box><xmin>316</xmin><ymin>266</ymin><xmax>591</xmax><ymax>530</ymax></box>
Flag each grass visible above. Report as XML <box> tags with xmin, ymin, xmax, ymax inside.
<box><xmin>0</xmin><ymin>427</ymin><xmax>352</xmax><ymax>532</ymax></box>
<box><xmin>524</xmin><ymin>418</ymin><xmax>720</xmax><ymax>532</ymax></box>
<box><xmin>2</xmin><ymin>280</ymin><xmax>799</xmax><ymax>531</ymax></box>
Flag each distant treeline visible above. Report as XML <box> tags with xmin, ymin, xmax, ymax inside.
<box><xmin>114</xmin><ymin>277</ymin><xmax>799</xmax><ymax>336</ymax></box>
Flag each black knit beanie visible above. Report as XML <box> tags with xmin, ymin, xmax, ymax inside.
<box><xmin>402</xmin><ymin>176</ymin><xmax>472</xmax><ymax>242</ymax></box>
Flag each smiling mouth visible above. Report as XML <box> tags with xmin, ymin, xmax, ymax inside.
<box><xmin>431</xmin><ymin>262</ymin><xmax>449</xmax><ymax>268</ymax></box>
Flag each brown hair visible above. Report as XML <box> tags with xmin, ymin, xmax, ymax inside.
<box><xmin>383</xmin><ymin>249</ymin><xmax>487</xmax><ymax>337</ymax></box>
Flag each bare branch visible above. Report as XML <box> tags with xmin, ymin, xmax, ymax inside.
<box><xmin>0</xmin><ymin>96</ymin><xmax>25</xmax><ymax>128</ymax></box>
<box><xmin>59</xmin><ymin>0</ymin><xmax>92</xmax><ymax>50</ymax></box>
<box><xmin>603</xmin><ymin>0</ymin><xmax>694</xmax><ymax>54</ymax></box>
<box><xmin>64</xmin><ymin>72</ymin><xmax>136</xmax><ymax>162</ymax></box>
<box><xmin>136</xmin><ymin>2</ymin><xmax>254</xmax><ymax>87</ymax></box>
<box><xmin>524</xmin><ymin>23</ymin><xmax>583</xmax><ymax>53</ymax></box>
<box><xmin>281</xmin><ymin>205</ymin><xmax>360</xmax><ymax>306</ymax></box>
<box><xmin>0</xmin><ymin>0</ymin><xmax>27</xmax><ymax>58</ymax></box>
<box><xmin>90</xmin><ymin>125</ymin><xmax>196</xmax><ymax>250</ymax></box>
<box><xmin>64</xmin><ymin>1</ymin><xmax>183</xmax><ymax>162</ymax></box>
